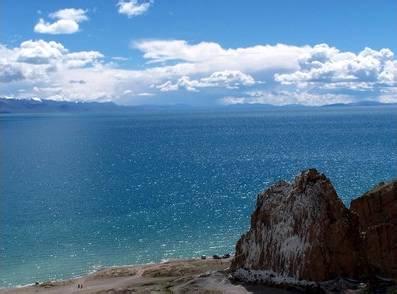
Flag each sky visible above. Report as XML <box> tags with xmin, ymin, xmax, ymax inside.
<box><xmin>1</xmin><ymin>0</ymin><xmax>396</xmax><ymax>106</ymax></box>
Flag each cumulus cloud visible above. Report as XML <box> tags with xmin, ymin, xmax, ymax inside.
<box><xmin>1</xmin><ymin>39</ymin><xmax>396</xmax><ymax>105</ymax></box>
<box><xmin>156</xmin><ymin>70</ymin><xmax>256</xmax><ymax>92</ymax></box>
<box><xmin>0</xmin><ymin>40</ymin><xmax>105</xmax><ymax>99</ymax></box>
<box><xmin>49</xmin><ymin>8</ymin><xmax>88</xmax><ymax>22</ymax></box>
<box><xmin>134</xmin><ymin>40</ymin><xmax>306</xmax><ymax>74</ymax></box>
<box><xmin>65</xmin><ymin>51</ymin><xmax>104</xmax><ymax>68</ymax></box>
<box><xmin>274</xmin><ymin>44</ymin><xmax>396</xmax><ymax>89</ymax></box>
<box><xmin>0</xmin><ymin>64</ymin><xmax>24</xmax><ymax>82</ymax></box>
<box><xmin>16</xmin><ymin>40</ymin><xmax>67</xmax><ymax>64</ymax></box>
<box><xmin>201</xmin><ymin>71</ymin><xmax>256</xmax><ymax>88</ymax></box>
<box><xmin>34</xmin><ymin>8</ymin><xmax>88</xmax><ymax>34</ymax></box>
<box><xmin>134</xmin><ymin>40</ymin><xmax>225</xmax><ymax>63</ymax></box>
<box><xmin>8</xmin><ymin>40</ymin><xmax>103</xmax><ymax>71</ymax></box>
<box><xmin>117</xmin><ymin>0</ymin><xmax>152</xmax><ymax>17</ymax></box>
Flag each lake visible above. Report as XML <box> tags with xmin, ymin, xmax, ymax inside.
<box><xmin>1</xmin><ymin>106</ymin><xmax>396</xmax><ymax>287</ymax></box>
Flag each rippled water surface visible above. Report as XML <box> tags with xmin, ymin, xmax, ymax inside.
<box><xmin>1</xmin><ymin>107</ymin><xmax>396</xmax><ymax>287</ymax></box>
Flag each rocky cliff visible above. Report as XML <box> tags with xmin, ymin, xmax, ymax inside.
<box><xmin>231</xmin><ymin>169</ymin><xmax>396</xmax><ymax>283</ymax></box>
<box><xmin>350</xmin><ymin>181</ymin><xmax>397</xmax><ymax>279</ymax></box>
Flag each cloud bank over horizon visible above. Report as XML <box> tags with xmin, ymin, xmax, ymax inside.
<box><xmin>1</xmin><ymin>39</ymin><xmax>396</xmax><ymax>105</ymax></box>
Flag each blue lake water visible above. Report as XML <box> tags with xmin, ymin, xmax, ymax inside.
<box><xmin>1</xmin><ymin>106</ymin><xmax>397</xmax><ymax>287</ymax></box>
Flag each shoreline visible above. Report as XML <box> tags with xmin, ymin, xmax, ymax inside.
<box><xmin>0</xmin><ymin>257</ymin><xmax>296</xmax><ymax>294</ymax></box>
<box><xmin>0</xmin><ymin>257</ymin><xmax>272</xmax><ymax>294</ymax></box>
<box><xmin>4</xmin><ymin>257</ymin><xmax>395</xmax><ymax>294</ymax></box>
<box><xmin>1</xmin><ymin>257</ymin><xmax>210</xmax><ymax>290</ymax></box>
<box><xmin>0</xmin><ymin>255</ymin><xmax>232</xmax><ymax>290</ymax></box>
<box><xmin>0</xmin><ymin>258</ymin><xmax>226</xmax><ymax>293</ymax></box>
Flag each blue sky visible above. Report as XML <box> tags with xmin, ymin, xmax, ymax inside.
<box><xmin>1</xmin><ymin>0</ymin><xmax>396</xmax><ymax>105</ymax></box>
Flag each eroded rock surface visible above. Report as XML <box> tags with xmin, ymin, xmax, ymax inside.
<box><xmin>231</xmin><ymin>169</ymin><xmax>364</xmax><ymax>282</ymax></box>
<box><xmin>350</xmin><ymin>181</ymin><xmax>397</xmax><ymax>279</ymax></box>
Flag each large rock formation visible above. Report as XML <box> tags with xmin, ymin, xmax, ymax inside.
<box><xmin>231</xmin><ymin>169</ymin><xmax>397</xmax><ymax>284</ymax></box>
<box><xmin>350</xmin><ymin>181</ymin><xmax>397</xmax><ymax>279</ymax></box>
<box><xmin>231</xmin><ymin>169</ymin><xmax>364</xmax><ymax>282</ymax></box>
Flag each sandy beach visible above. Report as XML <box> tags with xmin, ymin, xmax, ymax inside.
<box><xmin>0</xmin><ymin>258</ymin><xmax>294</xmax><ymax>294</ymax></box>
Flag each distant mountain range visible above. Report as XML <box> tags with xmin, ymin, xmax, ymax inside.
<box><xmin>0</xmin><ymin>98</ymin><xmax>123</xmax><ymax>113</ymax></box>
<box><xmin>0</xmin><ymin>98</ymin><xmax>396</xmax><ymax>114</ymax></box>
<box><xmin>0</xmin><ymin>98</ymin><xmax>192</xmax><ymax>114</ymax></box>
<box><xmin>321</xmin><ymin>100</ymin><xmax>397</xmax><ymax>107</ymax></box>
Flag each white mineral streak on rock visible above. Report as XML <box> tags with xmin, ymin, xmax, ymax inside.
<box><xmin>233</xmin><ymin>268</ymin><xmax>316</xmax><ymax>286</ymax></box>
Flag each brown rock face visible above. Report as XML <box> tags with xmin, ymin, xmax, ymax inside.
<box><xmin>231</xmin><ymin>169</ymin><xmax>363</xmax><ymax>282</ymax></box>
<box><xmin>350</xmin><ymin>181</ymin><xmax>397</xmax><ymax>279</ymax></box>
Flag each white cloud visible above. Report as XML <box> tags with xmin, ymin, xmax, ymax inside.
<box><xmin>0</xmin><ymin>63</ymin><xmax>24</xmax><ymax>82</ymax></box>
<box><xmin>134</xmin><ymin>40</ymin><xmax>397</xmax><ymax>92</ymax></box>
<box><xmin>16</xmin><ymin>40</ymin><xmax>67</xmax><ymax>64</ymax></box>
<box><xmin>134</xmin><ymin>40</ymin><xmax>306</xmax><ymax>74</ymax></box>
<box><xmin>65</xmin><ymin>51</ymin><xmax>104</xmax><ymax>68</ymax></box>
<box><xmin>1</xmin><ymin>39</ymin><xmax>396</xmax><ymax>105</ymax></box>
<box><xmin>49</xmin><ymin>8</ymin><xmax>88</xmax><ymax>22</ymax></box>
<box><xmin>34</xmin><ymin>19</ymin><xmax>79</xmax><ymax>35</ymax></box>
<box><xmin>156</xmin><ymin>80</ymin><xmax>181</xmax><ymax>92</ymax></box>
<box><xmin>0</xmin><ymin>40</ymin><xmax>105</xmax><ymax>99</ymax></box>
<box><xmin>274</xmin><ymin>44</ymin><xmax>396</xmax><ymax>90</ymax></box>
<box><xmin>34</xmin><ymin>8</ymin><xmax>88</xmax><ymax>35</ymax></box>
<box><xmin>134</xmin><ymin>40</ymin><xmax>225</xmax><ymax>63</ymax></box>
<box><xmin>9</xmin><ymin>40</ymin><xmax>103</xmax><ymax>70</ymax></box>
<box><xmin>156</xmin><ymin>70</ymin><xmax>256</xmax><ymax>92</ymax></box>
<box><xmin>201</xmin><ymin>70</ymin><xmax>256</xmax><ymax>88</ymax></box>
<box><xmin>117</xmin><ymin>0</ymin><xmax>152</xmax><ymax>17</ymax></box>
